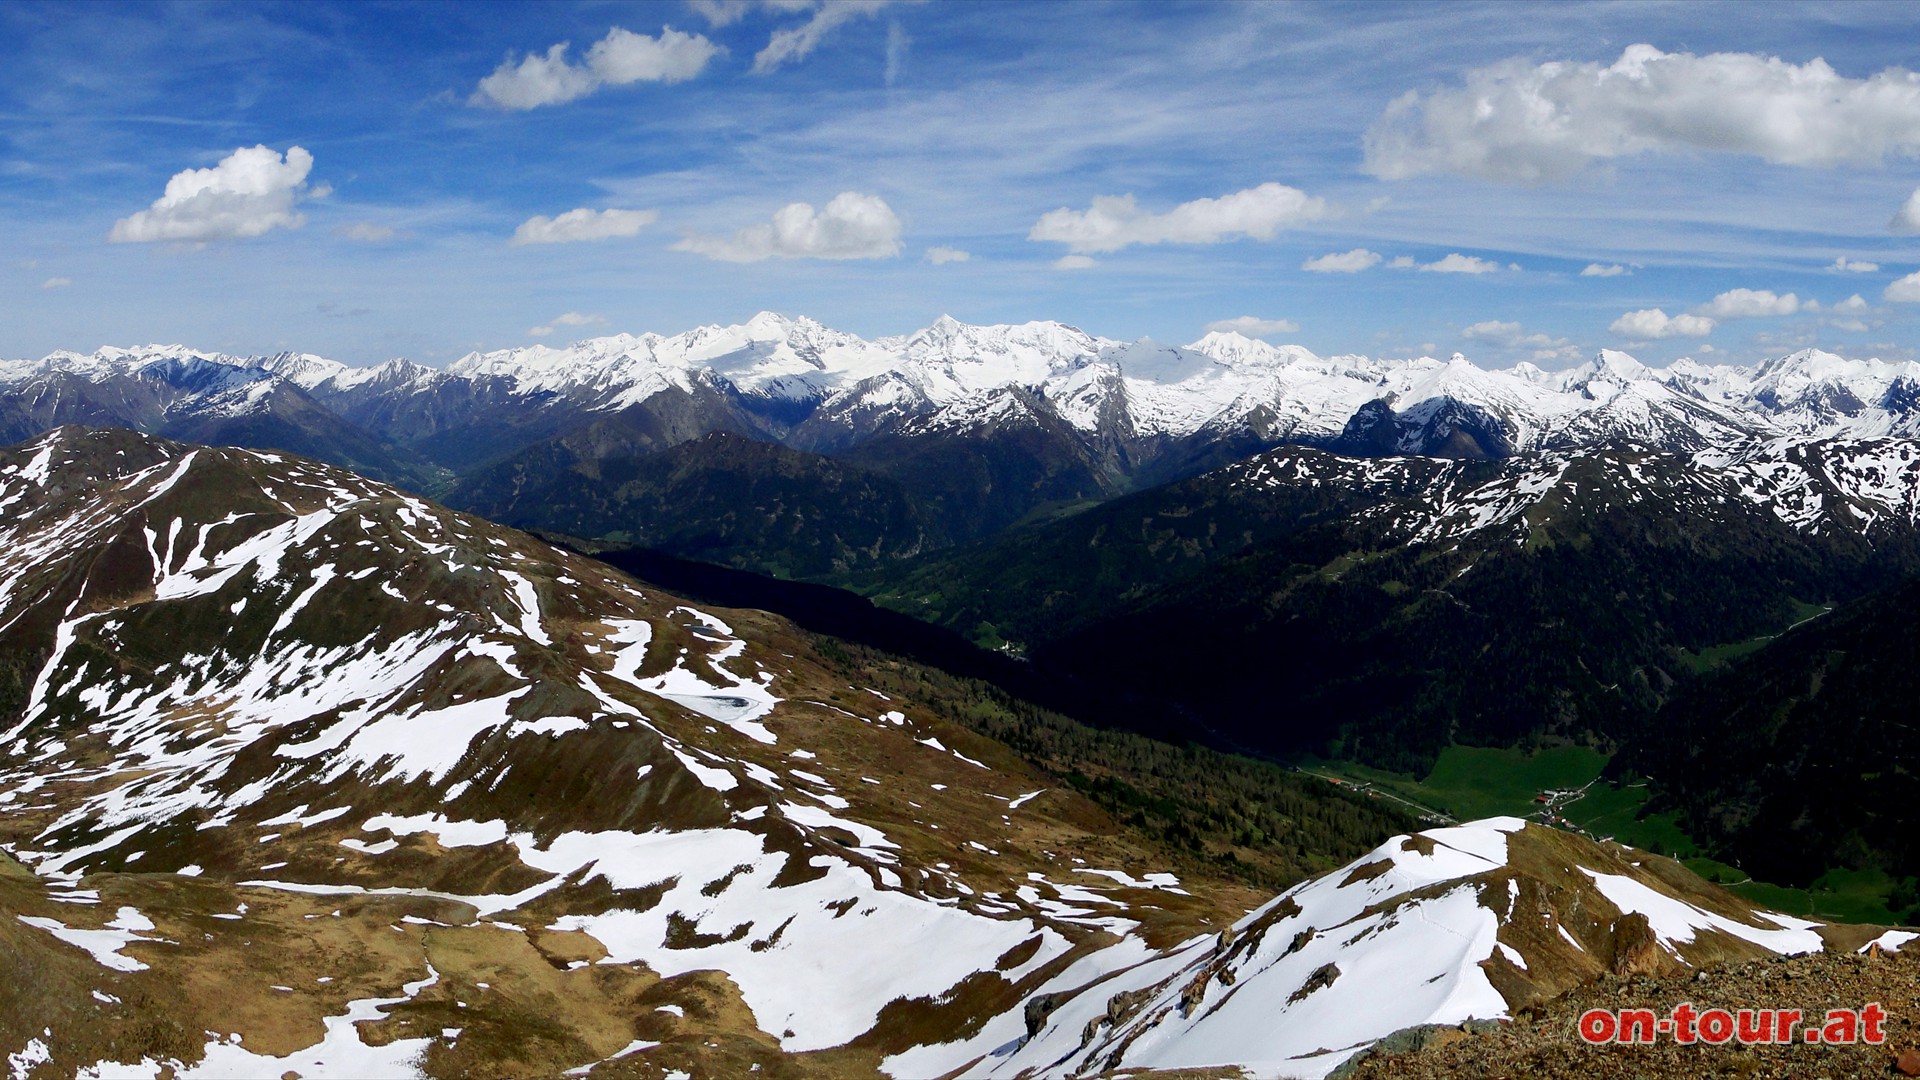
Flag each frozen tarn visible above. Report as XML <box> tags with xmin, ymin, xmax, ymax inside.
<box><xmin>637</xmin><ymin>650</ymin><xmax>781</xmax><ymax>744</ymax></box>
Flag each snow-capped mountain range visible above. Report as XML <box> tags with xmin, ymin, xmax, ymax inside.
<box><xmin>10</xmin><ymin>314</ymin><xmax>1920</xmax><ymax>466</ymax></box>
<box><xmin>12</xmin><ymin>314</ymin><xmax>1920</xmax><ymax>582</ymax></box>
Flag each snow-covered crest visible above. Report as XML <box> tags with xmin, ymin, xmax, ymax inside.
<box><xmin>912</xmin><ymin>818</ymin><xmax>1834</xmax><ymax>1079</ymax></box>
<box><xmin>18</xmin><ymin>319</ymin><xmax>1920</xmax><ymax>453</ymax></box>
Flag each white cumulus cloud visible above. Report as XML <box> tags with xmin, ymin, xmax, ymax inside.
<box><xmin>1029</xmin><ymin>183</ymin><xmax>1328</xmax><ymax>255</ymax></box>
<box><xmin>110</xmin><ymin>145</ymin><xmax>314</xmax><ymax>244</ymax></box>
<box><xmin>1698</xmin><ymin>288</ymin><xmax>1799</xmax><ymax>319</ymax></box>
<box><xmin>1885</xmin><ymin>271</ymin><xmax>1920</xmax><ymax>303</ymax></box>
<box><xmin>1460</xmin><ymin>320</ymin><xmax>1524</xmax><ymax>341</ymax></box>
<box><xmin>1052</xmin><ymin>255</ymin><xmax>1098</xmax><ymax>271</ymax></box>
<box><xmin>924</xmin><ymin>245</ymin><xmax>970</xmax><ymax>264</ymax></box>
<box><xmin>1460</xmin><ymin>319</ymin><xmax>1579</xmax><ymax>361</ymax></box>
<box><xmin>1420</xmin><ymin>253</ymin><xmax>1502</xmax><ymax>274</ymax></box>
<box><xmin>41</xmin><ymin>277</ymin><xmax>71</xmax><ymax>289</ymax></box>
<box><xmin>1387</xmin><ymin>255</ymin><xmax>1416</xmax><ymax>269</ymax></box>
<box><xmin>1610</xmin><ymin>308</ymin><xmax>1716</xmax><ymax>339</ymax></box>
<box><xmin>673</xmin><ymin>191</ymin><xmax>902</xmax><ymax>262</ymax></box>
<box><xmin>1831</xmin><ymin>256</ymin><xmax>1880</xmax><ymax>272</ymax></box>
<box><xmin>473</xmin><ymin>26</ymin><xmax>722</xmax><ymax>109</ymax></box>
<box><xmin>1580</xmin><ymin>263</ymin><xmax>1630</xmax><ymax>277</ymax></box>
<box><xmin>1834</xmin><ymin>293</ymin><xmax>1870</xmax><ymax>313</ymax></box>
<box><xmin>1891</xmin><ymin>187</ymin><xmax>1920</xmax><ymax>233</ymax></box>
<box><xmin>1204</xmin><ymin>315</ymin><xmax>1299</xmax><ymax>338</ymax></box>
<box><xmin>511</xmin><ymin>208</ymin><xmax>658</xmax><ymax>246</ymax></box>
<box><xmin>1301</xmin><ymin>248</ymin><xmax>1382</xmax><ymax>273</ymax></box>
<box><xmin>529</xmin><ymin>311</ymin><xmax>609</xmax><ymax>337</ymax></box>
<box><xmin>1366</xmin><ymin>44</ymin><xmax>1920</xmax><ymax>183</ymax></box>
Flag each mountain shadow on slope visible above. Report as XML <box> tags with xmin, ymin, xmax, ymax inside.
<box><xmin>829</xmin><ymin>389</ymin><xmax>1130</xmax><ymax>540</ymax></box>
<box><xmin>1622</xmin><ymin>576</ymin><xmax>1920</xmax><ymax>906</ymax></box>
<box><xmin>560</xmin><ymin>539</ymin><xmax>1201</xmax><ymax>746</ymax></box>
<box><xmin>451</xmin><ymin>432</ymin><xmax>939</xmax><ymax>578</ymax></box>
<box><xmin>449</xmin><ymin>388</ymin><xmax>1135</xmax><ymax>577</ymax></box>
<box><xmin>850</xmin><ymin>447</ymin><xmax>1920</xmax><ymax>774</ymax></box>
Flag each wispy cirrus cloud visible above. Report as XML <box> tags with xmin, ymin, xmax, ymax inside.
<box><xmin>336</xmin><ymin>222</ymin><xmax>395</xmax><ymax>242</ymax></box>
<box><xmin>511</xmin><ymin>208</ymin><xmax>657</xmax><ymax>246</ymax></box>
<box><xmin>752</xmin><ymin>1</ymin><xmax>896</xmax><ymax>74</ymax></box>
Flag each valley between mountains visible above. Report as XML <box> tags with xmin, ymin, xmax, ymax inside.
<box><xmin>6</xmin><ymin>317</ymin><xmax>1920</xmax><ymax>1078</ymax></box>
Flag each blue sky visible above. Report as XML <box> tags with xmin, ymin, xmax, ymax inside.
<box><xmin>7</xmin><ymin>0</ymin><xmax>1920</xmax><ymax>368</ymax></box>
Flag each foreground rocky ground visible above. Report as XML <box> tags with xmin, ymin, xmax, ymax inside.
<box><xmin>1344</xmin><ymin>941</ymin><xmax>1920</xmax><ymax>1079</ymax></box>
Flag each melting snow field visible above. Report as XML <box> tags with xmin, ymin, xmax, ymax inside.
<box><xmin>78</xmin><ymin>967</ymin><xmax>441</xmax><ymax>1080</ymax></box>
<box><xmin>1577</xmin><ymin>868</ymin><xmax>1824</xmax><ymax>955</ymax></box>
<box><xmin>523</xmin><ymin>826</ymin><xmax>1046</xmax><ymax>1052</ymax></box>
<box><xmin>16</xmin><ymin>906</ymin><xmax>158</xmax><ymax>973</ymax></box>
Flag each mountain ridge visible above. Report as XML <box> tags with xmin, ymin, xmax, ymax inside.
<box><xmin>18</xmin><ymin>316</ymin><xmax>1920</xmax><ymax>582</ymax></box>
